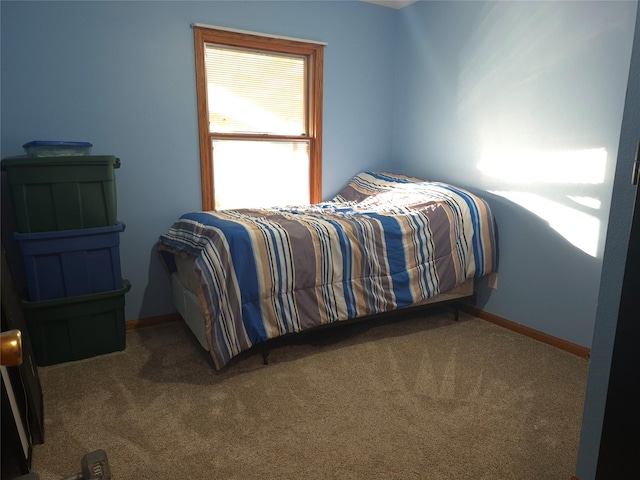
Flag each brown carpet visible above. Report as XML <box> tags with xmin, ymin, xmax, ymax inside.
<box><xmin>29</xmin><ymin>310</ymin><xmax>588</xmax><ymax>480</ymax></box>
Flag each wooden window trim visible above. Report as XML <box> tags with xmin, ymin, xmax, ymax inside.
<box><xmin>193</xmin><ymin>26</ymin><xmax>324</xmax><ymax>211</ymax></box>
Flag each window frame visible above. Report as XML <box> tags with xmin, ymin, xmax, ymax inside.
<box><xmin>193</xmin><ymin>25</ymin><xmax>324</xmax><ymax>211</ymax></box>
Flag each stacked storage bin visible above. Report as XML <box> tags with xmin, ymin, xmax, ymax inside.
<box><xmin>1</xmin><ymin>142</ymin><xmax>130</xmax><ymax>366</ymax></box>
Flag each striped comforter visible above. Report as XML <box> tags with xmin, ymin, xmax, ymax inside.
<box><xmin>158</xmin><ymin>172</ymin><xmax>498</xmax><ymax>369</ymax></box>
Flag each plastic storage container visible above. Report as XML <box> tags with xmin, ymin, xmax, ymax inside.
<box><xmin>14</xmin><ymin>223</ymin><xmax>125</xmax><ymax>301</ymax></box>
<box><xmin>0</xmin><ymin>155</ymin><xmax>119</xmax><ymax>233</ymax></box>
<box><xmin>23</xmin><ymin>141</ymin><xmax>93</xmax><ymax>157</ymax></box>
<box><xmin>22</xmin><ymin>280</ymin><xmax>131</xmax><ymax>366</ymax></box>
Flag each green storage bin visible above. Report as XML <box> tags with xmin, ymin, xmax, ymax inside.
<box><xmin>22</xmin><ymin>280</ymin><xmax>131</xmax><ymax>366</ymax></box>
<box><xmin>1</xmin><ymin>155</ymin><xmax>120</xmax><ymax>233</ymax></box>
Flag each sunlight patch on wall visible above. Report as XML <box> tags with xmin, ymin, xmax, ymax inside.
<box><xmin>477</xmin><ymin>148</ymin><xmax>607</xmax><ymax>185</ymax></box>
<box><xmin>567</xmin><ymin>196</ymin><xmax>601</xmax><ymax>210</ymax></box>
<box><xmin>479</xmin><ymin>148</ymin><xmax>608</xmax><ymax>258</ymax></box>
<box><xmin>490</xmin><ymin>190</ymin><xmax>601</xmax><ymax>257</ymax></box>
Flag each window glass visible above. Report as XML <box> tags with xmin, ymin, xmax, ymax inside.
<box><xmin>212</xmin><ymin>139</ymin><xmax>309</xmax><ymax>210</ymax></box>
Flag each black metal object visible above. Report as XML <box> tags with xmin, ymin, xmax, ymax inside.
<box><xmin>14</xmin><ymin>450</ymin><xmax>111</xmax><ymax>480</ymax></box>
<box><xmin>1</xmin><ymin>247</ymin><xmax>45</xmax><ymax>445</ymax></box>
<box><xmin>596</xmin><ymin>155</ymin><xmax>640</xmax><ymax>478</ymax></box>
<box><xmin>259</xmin><ymin>295</ymin><xmax>474</xmax><ymax>366</ymax></box>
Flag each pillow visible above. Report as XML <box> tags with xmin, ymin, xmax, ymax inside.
<box><xmin>332</xmin><ymin>171</ymin><xmax>426</xmax><ymax>203</ymax></box>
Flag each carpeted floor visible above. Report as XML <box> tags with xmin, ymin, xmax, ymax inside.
<box><xmin>28</xmin><ymin>310</ymin><xmax>588</xmax><ymax>480</ymax></box>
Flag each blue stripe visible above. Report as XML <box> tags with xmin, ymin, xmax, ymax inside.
<box><xmin>433</xmin><ymin>185</ymin><xmax>486</xmax><ymax>276</ymax></box>
<box><xmin>181</xmin><ymin>212</ymin><xmax>267</xmax><ymax>343</ymax></box>
<box><xmin>363</xmin><ymin>212</ymin><xmax>416</xmax><ymax>307</ymax></box>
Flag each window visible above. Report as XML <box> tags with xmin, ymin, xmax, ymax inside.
<box><xmin>193</xmin><ymin>25</ymin><xmax>325</xmax><ymax>210</ymax></box>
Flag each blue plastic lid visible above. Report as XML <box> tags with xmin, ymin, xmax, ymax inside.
<box><xmin>23</xmin><ymin>141</ymin><xmax>93</xmax><ymax>148</ymax></box>
<box><xmin>13</xmin><ymin>222</ymin><xmax>125</xmax><ymax>241</ymax></box>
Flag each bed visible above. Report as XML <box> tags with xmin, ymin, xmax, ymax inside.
<box><xmin>157</xmin><ymin>171</ymin><xmax>498</xmax><ymax>370</ymax></box>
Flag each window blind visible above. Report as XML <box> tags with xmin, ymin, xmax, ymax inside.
<box><xmin>205</xmin><ymin>44</ymin><xmax>306</xmax><ymax>136</ymax></box>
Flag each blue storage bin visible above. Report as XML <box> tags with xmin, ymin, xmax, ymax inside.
<box><xmin>14</xmin><ymin>222</ymin><xmax>125</xmax><ymax>301</ymax></box>
<box><xmin>23</xmin><ymin>140</ymin><xmax>93</xmax><ymax>157</ymax></box>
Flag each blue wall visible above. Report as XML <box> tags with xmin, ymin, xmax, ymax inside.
<box><xmin>1</xmin><ymin>0</ymin><xmax>397</xmax><ymax>319</ymax></box>
<box><xmin>1</xmin><ymin>0</ymin><xmax>637</xmax><ymax>354</ymax></box>
<box><xmin>577</xmin><ymin>5</ymin><xmax>640</xmax><ymax>478</ymax></box>
<box><xmin>393</xmin><ymin>0</ymin><xmax>637</xmax><ymax>348</ymax></box>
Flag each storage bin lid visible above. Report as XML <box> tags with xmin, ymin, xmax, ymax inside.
<box><xmin>22</xmin><ymin>141</ymin><xmax>93</xmax><ymax>149</ymax></box>
<box><xmin>13</xmin><ymin>221</ymin><xmax>126</xmax><ymax>242</ymax></box>
<box><xmin>1</xmin><ymin>155</ymin><xmax>120</xmax><ymax>169</ymax></box>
